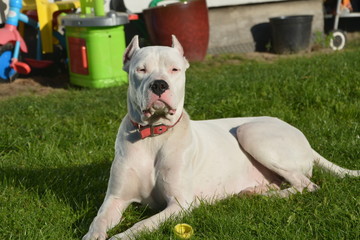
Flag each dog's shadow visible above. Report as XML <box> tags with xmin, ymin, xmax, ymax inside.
<box><xmin>0</xmin><ymin>162</ymin><xmax>155</xmax><ymax>237</ymax></box>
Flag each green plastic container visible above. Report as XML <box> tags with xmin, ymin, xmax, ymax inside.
<box><xmin>62</xmin><ymin>12</ymin><xmax>129</xmax><ymax>88</ymax></box>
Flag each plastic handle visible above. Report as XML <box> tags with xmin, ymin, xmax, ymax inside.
<box><xmin>81</xmin><ymin>46</ymin><xmax>88</xmax><ymax>69</ymax></box>
<box><xmin>94</xmin><ymin>0</ymin><xmax>105</xmax><ymax>16</ymax></box>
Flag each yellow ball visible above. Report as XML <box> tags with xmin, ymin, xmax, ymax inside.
<box><xmin>173</xmin><ymin>223</ymin><xmax>194</xmax><ymax>239</ymax></box>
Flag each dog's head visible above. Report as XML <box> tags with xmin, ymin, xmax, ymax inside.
<box><xmin>123</xmin><ymin>35</ymin><xmax>190</xmax><ymax>126</ymax></box>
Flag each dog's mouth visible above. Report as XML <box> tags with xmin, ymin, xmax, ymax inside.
<box><xmin>142</xmin><ymin>100</ymin><xmax>176</xmax><ymax>119</ymax></box>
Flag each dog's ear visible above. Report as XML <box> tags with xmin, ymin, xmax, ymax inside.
<box><xmin>171</xmin><ymin>35</ymin><xmax>184</xmax><ymax>56</ymax></box>
<box><xmin>172</xmin><ymin>35</ymin><xmax>190</xmax><ymax>69</ymax></box>
<box><xmin>123</xmin><ymin>35</ymin><xmax>140</xmax><ymax>72</ymax></box>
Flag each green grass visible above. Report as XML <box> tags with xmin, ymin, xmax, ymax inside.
<box><xmin>1</xmin><ymin>46</ymin><xmax>360</xmax><ymax>239</ymax></box>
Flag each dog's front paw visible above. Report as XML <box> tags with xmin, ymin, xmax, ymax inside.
<box><xmin>109</xmin><ymin>231</ymin><xmax>135</xmax><ymax>240</ymax></box>
<box><xmin>109</xmin><ymin>233</ymin><xmax>124</xmax><ymax>240</ymax></box>
<box><xmin>82</xmin><ymin>230</ymin><xmax>108</xmax><ymax>240</ymax></box>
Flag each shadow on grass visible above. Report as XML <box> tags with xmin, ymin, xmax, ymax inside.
<box><xmin>1</xmin><ymin>162</ymin><xmax>107</xmax><ymax>236</ymax></box>
<box><xmin>0</xmin><ymin>162</ymin><xmax>158</xmax><ymax>237</ymax></box>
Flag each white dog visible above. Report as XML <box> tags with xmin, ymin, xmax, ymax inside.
<box><xmin>83</xmin><ymin>35</ymin><xmax>360</xmax><ymax>240</ymax></box>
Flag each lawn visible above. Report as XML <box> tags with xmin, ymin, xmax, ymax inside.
<box><xmin>1</xmin><ymin>43</ymin><xmax>359</xmax><ymax>239</ymax></box>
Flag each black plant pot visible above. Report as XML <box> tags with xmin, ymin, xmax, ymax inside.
<box><xmin>270</xmin><ymin>15</ymin><xmax>313</xmax><ymax>54</ymax></box>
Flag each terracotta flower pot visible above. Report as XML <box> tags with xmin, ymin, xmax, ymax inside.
<box><xmin>143</xmin><ymin>0</ymin><xmax>209</xmax><ymax>61</ymax></box>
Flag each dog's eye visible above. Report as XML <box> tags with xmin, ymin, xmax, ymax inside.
<box><xmin>171</xmin><ymin>68</ymin><xmax>180</xmax><ymax>72</ymax></box>
<box><xmin>137</xmin><ymin>67</ymin><xmax>146</xmax><ymax>73</ymax></box>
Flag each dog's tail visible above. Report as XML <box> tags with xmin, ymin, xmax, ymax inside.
<box><xmin>313</xmin><ymin>149</ymin><xmax>360</xmax><ymax>178</ymax></box>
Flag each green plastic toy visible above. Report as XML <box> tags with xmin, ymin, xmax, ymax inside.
<box><xmin>62</xmin><ymin>0</ymin><xmax>129</xmax><ymax>88</ymax></box>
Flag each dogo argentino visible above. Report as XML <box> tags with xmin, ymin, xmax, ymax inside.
<box><xmin>83</xmin><ymin>35</ymin><xmax>360</xmax><ymax>240</ymax></box>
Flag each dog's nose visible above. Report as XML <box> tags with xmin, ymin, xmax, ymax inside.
<box><xmin>150</xmin><ymin>80</ymin><xmax>169</xmax><ymax>97</ymax></box>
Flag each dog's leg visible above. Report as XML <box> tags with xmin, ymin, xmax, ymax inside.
<box><xmin>240</xmin><ymin>176</ymin><xmax>319</xmax><ymax>198</ymax></box>
<box><xmin>83</xmin><ymin>196</ymin><xmax>131</xmax><ymax>240</ymax></box>
<box><xmin>83</xmin><ymin>155</ymin><xmax>141</xmax><ymax>240</ymax></box>
<box><xmin>262</xmin><ymin>173</ymin><xmax>319</xmax><ymax>198</ymax></box>
<box><xmin>240</xmin><ymin>183</ymin><xmax>281</xmax><ymax>196</ymax></box>
<box><xmin>110</xmin><ymin>198</ymin><xmax>189</xmax><ymax>240</ymax></box>
<box><xmin>237</xmin><ymin>119</ymin><xmax>319</xmax><ymax>197</ymax></box>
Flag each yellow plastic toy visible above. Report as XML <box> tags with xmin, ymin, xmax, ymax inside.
<box><xmin>22</xmin><ymin>0</ymin><xmax>80</xmax><ymax>53</ymax></box>
<box><xmin>173</xmin><ymin>223</ymin><xmax>194</xmax><ymax>239</ymax></box>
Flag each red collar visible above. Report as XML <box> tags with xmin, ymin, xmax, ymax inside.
<box><xmin>131</xmin><ymin>113</ymin><xmax>183</xmax><ymax>139</ymax></box>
